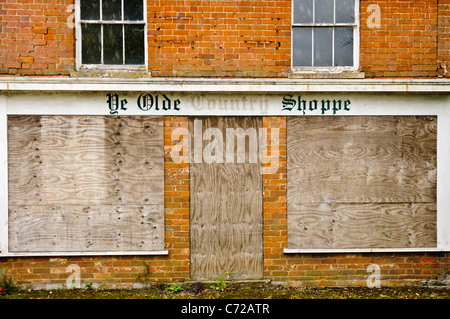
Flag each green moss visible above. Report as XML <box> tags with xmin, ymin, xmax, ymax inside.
<box><xmin>1</xmin><ymin>285</ymin><xmax>448</xmax><ymax>299</ymax></box>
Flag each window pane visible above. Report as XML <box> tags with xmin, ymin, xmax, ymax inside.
<box><xmin>336</xmin><ymin>0</ymin><xmax>355</xmax><ymax>23</ymax></box>
<box><xmin>314</xmin><ymin>27</ymin><xmax>332</xmax><ymax>66</ymax></box>
<box><xmin>81</xmin><ymin>24</ymin><xmax>101</xmax><ymax>64</ymax></box>
<box><xmin>293</xmin><ymin>0</ymin><xmax>313</xmax><ymax>24</ymax></box>
<box><xmin>80</xmin><ymin>0</ymin><xmax>100</xmax><ymax>20</ymax></box>
<box><xmin>315</xmin><ymin>0</ymin><xmax>334</xmax><ymax>23</ymax></box>
<box><xmin>124</xmin><ymin>0</ymin><xmax>144</xmax><ymax>21</ymax></box>
<box><xmin>102</xmin><ymin>0</ymin><xmax>122</xmax><ymax>20</ymax></box>
<box><xmin>334</xmin><ymin>27</ymin><xmax>354</xmax><ymax>66</ymax></box>
<box><xmin>293</xmin><ymin>27</ymin><xmax>312</xmax><ymax>67</ymax></box>
<box><xmin>103</xmin><ymin>24</ymin><xmax>123</xmax><ymax>64</ymax></box>
<box><xmin>125</xmin><ymin>24</ymin><xmax>145</xmax><ymax>64</ymax></box>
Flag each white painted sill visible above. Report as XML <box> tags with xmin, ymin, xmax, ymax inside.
<box><xmin>0</xmin><ymin>251</ymin><xmax>169</xmax><ymax>257</ymax></box>
<box><xmin>283</xmin><ymin>247</ymin><xmax>446</xmax><ymax>254</ymax></box>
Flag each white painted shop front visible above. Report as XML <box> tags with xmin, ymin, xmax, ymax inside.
<box><xmin>0</xmin><ymin>78</ymin><xmax>449</xmax><ymax>257</ymax></box>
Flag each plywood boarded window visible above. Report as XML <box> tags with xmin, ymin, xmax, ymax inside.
<box><xmin>287</xmin><ymin>116</ymin><xmax>437</xmax><ymax>249</ymax></box>
<box><xmin>8</xmin><ymin>116</ymin><xmax>164</xmax><ymax>253</ymax></box>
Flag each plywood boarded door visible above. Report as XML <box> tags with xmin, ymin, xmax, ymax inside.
<box><xmin>190</xmin><ymin>117</ymin><xmax>263</xmax><ymax>281</ymax></box>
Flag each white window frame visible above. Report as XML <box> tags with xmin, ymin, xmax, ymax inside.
<box><xmin>291</xmin><ymin>0</ymin><xmax>360</xmax><ymax>73</ymax></box>
<box><xmin>75</xmin><ymin>0</ymin><xmax>148</xmax><ymax>71</ymax></box>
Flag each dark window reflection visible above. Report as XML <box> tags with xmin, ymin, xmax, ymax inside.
<box><xmin>102</xmin><ymin>0</ymin><xmax>122</xmax><ymax>20</ymax></box>
<box><xmin>103</xmin><ymin>24</ymin><xmax>123</xmax><ymax>64</ymax></box>
<box><xmin>81</xmin><ymin>23</ymin><xmax>101</xmax><ymax>64</ymax></box>
<box><xmin>125</xmin><ymin>24</ymin><xmax>145</xmax><ymax>64</ymax></box>
<box><xmin>124</xmin><ymin>0</ymin><xmax>144</xmax><ymax>21</ymax></box>
<box><xmin>80</xmin><ymin>0</ymin><xmax>100</xmax><ymax>20</ymax></box>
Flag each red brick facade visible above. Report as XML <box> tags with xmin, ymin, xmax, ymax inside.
<box><xmin>0</xmin><ymin>0</ymin><xmax>449</xmax><ymax>77</ymax></box>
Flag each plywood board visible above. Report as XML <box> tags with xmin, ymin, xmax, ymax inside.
<box><xmin>287</xmin><ymin>116</ymin><xmax>437</xmax><ymax>249</ymax></box>
<box><xmin>288</xmin><ymin>203</ymin><xmax>437</xmax><ymax>249</ymax></box>
<box><xmin>287</xmin><ymin>116</ymin><xmax>437</xmax><ymax>204</ymax></box>
<box><xmin>8</xmin><ymin>204</ymin><xmax>164</xmax><ymax>252</ymax></box>
<box><xmin>190</xmin><ymin>117</ymin><xmax>263</xmax><ymax>280</ymax></box>
<box><xmin>7</xmin><ymin>116</ymin><xmax>164</xmax><ymax>252</ymax></box>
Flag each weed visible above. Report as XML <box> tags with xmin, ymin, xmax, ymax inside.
<box><xmin>210</xmin><ymin>271</ymin><xmax>231</xmax><ymax>292</ymax></box>
<box><xmin>210</xmin><ymin>277</ymin><xmax>227</xmax><ymax>292</ymax></box>
<box><xmin>166</xmin><ymin>283</ymin><xmax>183</xmax><ymax>294</ymax></box>
<box><xmin>0</xmin><ymin>268</ymin><xmax>18</xmax><ymax>294</ymax></box>
<box><xmin>136</xmin><ymin>261</ymin><xmax>151</xmax><ymax>287</ymax></box>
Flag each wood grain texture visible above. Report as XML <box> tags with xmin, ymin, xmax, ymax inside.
<box><xmin>190</xmin><ymin>117</ymin><xmax>263</xmax><ymax>280</ymax></box>
<box><xmin>288</xmin><ymin>203</ymin><xmax>437</xmax><ymax>249</ymax></box>
<box><xmin>287</xmin><ymin>116</ymin><xmax>437</xmax><ymax>204</ymax></box>
<box><xmin>287</xmin><ymin>116</ymin><xmax>437</xmax><ymax>249</ymax></box>
<box><xmin>7</xmin><ymin>115</ymin><xmax>164</xmax><ymax>252</ymax></box>
<box><xmin>8</xmin><ymin>204</ymin><xmax>164</xmax><ymax>252</ymax></box>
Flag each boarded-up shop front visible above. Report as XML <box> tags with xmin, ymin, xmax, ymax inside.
<box><xmin>0</xmin><ymin>79</ymin><xmax>449</xmax><ymax>288</ymax></box>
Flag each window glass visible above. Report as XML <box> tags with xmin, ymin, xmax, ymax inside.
<box><xmin>313</xmin><ymin>27</ymin><xmax>332</xmax><ymax>66</ymax></box>
<box><xmin>125</xmin><ymin>25</ymin><xmax>145</xmax><ymax>64</ymax></box>
<box><xmin>293</xmin><ymin>27</ymin><xmax>312</xmax><ymax>67</ymax></box>
<box><xmin>124</xmin><ymin>0</ymin><xmax>144</xmax><ymax>21</ymax></box>
<box><xmin>103</xmin><ymin>24</ymin><xmax>123</xmax><ymax>64</ymax></box>
<box><xmin>80</xmin><ymin>0</ymin><xmax>100</xmax><ymax>20</ymax></box>
<box><xmin>293</xmin><ymin>0</ymin><xmax>313</xmax><ymax>24</ymax></box>
<box><xmin>102</xmin><ymin>0</ymin><xmax>122</xmax><ymax>20</ymax></box>
<box><xmin>334</xmin><ymin>27</ymin><xmax>354</xmax><ymax>66</ymax></box>
<box><xmin>315</xmin><ymin>0</ymin><xmax>334</xmax><ymax>23</ymax></box>
<box><xmin>81</xmin><ymin>24</ymin><xmax>101</xmax><ymax>64</ymax></box>
<box><xmin>336</xmin><ymin>0</ymin><xmax>355</xmax><ymax>23</ymax></box>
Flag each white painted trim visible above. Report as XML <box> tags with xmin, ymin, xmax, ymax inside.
<box><xmin>283</xmin><ymin>248</ymin><xmax>445</xmax><ymax>254</ymax></box>
<box><xmin>0</xmin><ymin>95</ymin><xmax>7</xmax><ymax>254</ymax></box>
<box><xmin>74</xmin><ymin>0</ymin><xmax>81</xmax><ymax>71</ymax></box>
<box><xmin>0</xmin><ymin>251</ymin><xmax>169</xmax><ymax>257</ymax></box>
<box><xmin>437</xmin><ymin>114</ymin><xmax>450</xmax><ymax>250</ymax></box>
<box><xmin>0</xmin><ymin>78</ymin><xmax>449</xmax><ymax>93</ymax></box>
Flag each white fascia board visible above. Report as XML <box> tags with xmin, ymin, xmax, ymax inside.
<box><xmin>0</xmin><ymin>77</ymin><xmax>449</xmax><ymax>93</ymax></box>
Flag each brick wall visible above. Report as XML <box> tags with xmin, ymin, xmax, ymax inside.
<box><xmin>438</xmin><ymin>0</ymin><xmax>450</xmax><ymax>77</ymax></box>
<box><xmin>0</xmin><ymin>0</ymin><xmax>75</xmax><ymax>76</ymax></box>
<box><xmin>147</xmin><ymin>0</ymin><xmax>291</xmax><ymax>77</ymax></box>
<box><xmin>360</xmin><ymin>0</ymin><xmax>439</xmax><ymax>78</ymax></box>
<box><xmin>0</xmin><ymin>0</ymin><xmax>448</xmax><ymax>78</ymax></box>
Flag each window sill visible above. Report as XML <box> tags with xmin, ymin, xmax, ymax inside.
<box><xmin>283</xmin><ymin>247</ymin><xmax>445</xmax><ymax>254</ymax></box>
<box><xmin>289</xmin><ymin>71</ymin><xmax>365</xmax><ymax>79</ymax></box>
<box><xmin>0</xmin><ymin>250</ymin><xmax>169</xmax><ymax>257</ymax></box>
<box><xmin>70</xmin><ymin>70</ymin><xmax>152</xmax><ymax>79</ymax></box>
